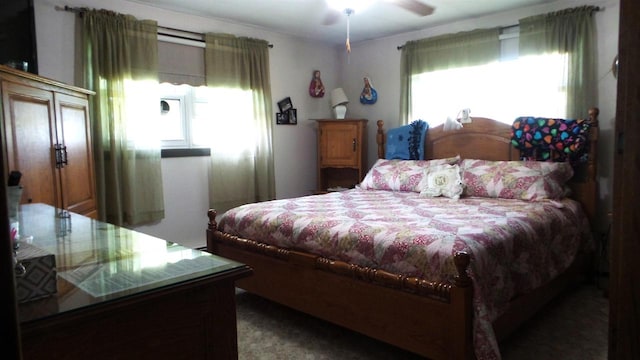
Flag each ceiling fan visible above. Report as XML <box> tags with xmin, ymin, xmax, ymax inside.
<box><xmin>323</xmin><ymin>0</ymin><xmax>435</xmax><ymax>53</ymax></box>
<box><xmin>323</xmin><ymin>0</ymin><xmax>435</xmax><ymax>26</ymax></box>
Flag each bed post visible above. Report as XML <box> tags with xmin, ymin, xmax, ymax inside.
<box><xmin>450</xmin><ymin>251</ymin><xmax>474</xmax><ymax>360</ymax></box>
<box><xmin>586</xmin><ymin>107</ymin><xmax>600</xmax><ymax>187</ymax></box>
<box><xmin>570</xmin><ymin>107</ymin><xmax>599</xmax><ymax>227</ymax></box>
<box><xmin>586</xmin><ymin>107</ymin><xmax>599</xmax><ymax>226</ymax></box>
<box><xmin>376</xmin><ymin>120</ymin><xmax>385</xmax><ymax>159</ymax></box>
<box><xmin>207</xmin><ymin>209</ymin><xmax>218</xmax><ymax>252</ymax></box>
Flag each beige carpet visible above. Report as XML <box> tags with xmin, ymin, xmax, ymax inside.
<box><xmin>235</xmin><ymin>283</ymin><xmax>608</xmax><ymax>359</ymax></box>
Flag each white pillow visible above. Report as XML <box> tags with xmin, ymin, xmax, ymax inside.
<box><xmin>419</xmin><ymin>164</ymin><xmax>464</xmax><ymax>200</ymax></box>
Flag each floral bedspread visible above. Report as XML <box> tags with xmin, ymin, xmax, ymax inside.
<box><xmin>218</xmin><ymin>189</ymin><xmax>592</xmax><ymax>359</ymax></box>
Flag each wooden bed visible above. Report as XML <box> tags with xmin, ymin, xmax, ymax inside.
<box><xmin>206</xmin><ymin>108</ymin><xmax>599</xmax><ymax>360</ymax></box>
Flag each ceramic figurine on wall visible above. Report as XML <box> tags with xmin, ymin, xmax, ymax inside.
<box><xmin>360</xmin><ymin>76</ymin><xmax>377</xmax><ymax>104</ymax></box>
<box><xmin>309</xmin><ymin>70</ymin><xmax>325</xmax><ymax>98</ymax></box>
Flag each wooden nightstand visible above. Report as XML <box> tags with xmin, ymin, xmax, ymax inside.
<box><xmin>315</xmin><ymin>119</ymin><xmax>368</xmax><ymax>192</ymax></box>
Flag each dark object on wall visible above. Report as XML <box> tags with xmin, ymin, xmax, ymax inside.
<box><xmin>0</xmin><ymin>0</ymin><xmax>39</xmax><ymax>74</ymax></box>
<box><xmin>277</xmin><ymin>97</ymin><xmax>293</xmax><ymax>113</ymax></box>
<box><xmin>276</xmin><ymin>112</ymin><xmax>289</xmax><ymax>125</ymax></box>
<box><xmin>288</xmin><ymin>109</ymin><xmax>297</xmax><ymax>124</ymax></box>
<box><xmin>276</xmin><ymin>109</ymin><xmax>297</xmax><ymax>125</ymax></box>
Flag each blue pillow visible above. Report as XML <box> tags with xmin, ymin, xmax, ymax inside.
<box><xmin>385</xmin><ymin>120</ymin><xmax>429</xmax><ymax>160</ymax></box>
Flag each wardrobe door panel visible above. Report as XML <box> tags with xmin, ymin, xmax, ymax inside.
<box><xmin>2</xmin><ymin>81</ymin><xmax>60</xmax><ymax>207</ymax></box>
<box><xmin>55</xmin><ymin>93</ymin><xmax>96</xmax><ymax>216</ymax></box>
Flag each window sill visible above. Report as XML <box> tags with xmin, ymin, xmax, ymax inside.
<box><xmin>161</xmin><ymin>148</ymin><xmax>210</xmax><ymax>158</ymax></box>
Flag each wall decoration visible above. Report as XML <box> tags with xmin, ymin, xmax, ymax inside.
<box><xmin>288</xmin><ymin>109</ymin><xmax>298</xmax><ymax>124</ymax></box>
<box><xmin>276</xmin><ymin>109</ymin><xmax>297</xmax><ymax>125</ymax></box>
<box><xmin>276</xmin><ymin>112</ymin><xmax>289</xmax><ymax>124</ymax></box>
<box><xmin>277</xmin><ymin>97</ymin><xmax>293</xmax><ymax>113</ymax></box>
<box><xmin>309</xmin><ymin>70</ymin><xmax>325</xmax><ymax>98</ymax></box>
<box><xmin>359</xmin><ymin>76</ymin><xmax>377</xmax><ymax>105</ymax></box>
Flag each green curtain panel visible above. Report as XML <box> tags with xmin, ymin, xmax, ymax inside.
<box><xmin>81</xmin><ymin>10</ymin><xmax>165</xmax><ymax>226</ymax></box>
<box><xmin>519</xmin><ymin>6</ymin><xmax>598</xmax><ymax>118</ymax></box>
<box><xmin>204</xmin><ymin>33</ymin><xmax>276</xmax><ymax>213</ymax></box>
<box><xmin>399</xmin><ymin>28</ymin><xmax>501</xmax><ymax>123</ymax></box>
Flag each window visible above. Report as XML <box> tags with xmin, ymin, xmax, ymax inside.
<box><xmin>159</xmin><ymin>83</ymin><xmax>193</xmax><ymax>148</ymax></box>
<box><xmin>157</xmin><ymin>38</ymin><xmax>267</xmax><ymax>157</ymax></box>
<box><xmin>410</xmin><ymin>28</ymin><xmax>569</xmax><ymax>126</ymax></box>
<box><xmin>124</xmin><ymin>78</ymin><xmax>162</xmax><ymax>149</ymax></box>
<box><xmin>159</xmin><ymin>98</ymin><xmax>186</xmax><ymax>145</ymax></box>
<box><xmin>159</xmin><ymin>83</ymin><xmax>257</xmax><ymax>155</ymax></box>
<box><xmin>157</xmin><ymin>38</ymin><xmax>209</xmax><ymax>152</ymax></box>
<box><xmin>191</xmin><ymin>87</ymin><xmax>256</xmax><ymax>158</ymax></box>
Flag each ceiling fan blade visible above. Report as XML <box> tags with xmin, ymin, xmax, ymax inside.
<box><xmin>322</xmin><ymin>9</ymin><xmax>342</xmax><ymax>25</ymax></box>
<box><xmin>391</xmin><ymin>0</ymin><xmax>435</xmax><ymax>16</ymax></box>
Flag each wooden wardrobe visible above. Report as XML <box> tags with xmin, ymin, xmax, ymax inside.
<box><xmin>0</xmin><ymin>65</ymin><xmax>97</xmax><ymax>218</ymax></box>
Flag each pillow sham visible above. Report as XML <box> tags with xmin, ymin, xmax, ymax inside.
<box><xmin>359</xmin><ymin>156</ymin><xmax>460</xmax><ymax>193</ymax></box>
<box><xmin>385</xmin><ymin>120</ymin><xmax>429</xmax><ymax>160</ymax></box>
<box><xmin>461</xmin><ymin>159</ymin><xmax>573</xmax><ymax>201</ymax></box>
<box><xmin>420</xmin><ymin>164</ymin><xmax>464</xmax><ymax>200</ymax></box>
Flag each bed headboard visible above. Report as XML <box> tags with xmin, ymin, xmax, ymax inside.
<box><xmin>424</xmin><ymin>117</ymin><xmax>520</xmax><ymax>161</ymax></box>
<box><xmin>375</xmin><ymin>108</ymin><xmax>600</xmax><ymax>226</ymax></box>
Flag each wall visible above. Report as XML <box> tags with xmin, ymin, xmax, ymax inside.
<box><xmin>342</xmin><ymin>0</ymin><xmax>619</xmax><ymax>231</ymax></box>
<box><xmin>33</xmin><ymin>0</ymin><xmax>340</xmax><ymax>248</ymax></box>
<box><xmin>33</xmin><ymin>0</ymin><xmax>619</xmax><ymax>247</ymax></box>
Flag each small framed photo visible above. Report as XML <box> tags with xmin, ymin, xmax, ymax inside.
<box><xmin>277</xmin><ymin>97</ymin><xmax>293</xmax><ymax>113</ymax></box>
<box><xmin>276</xmin><ymin>112</ymin><xmax>289</xmax><ymax>124</ymax></box>
<box><xmin>287</xmin><ymin>109</ymin><xmax>297</xmax><ymax>124</ymax></box>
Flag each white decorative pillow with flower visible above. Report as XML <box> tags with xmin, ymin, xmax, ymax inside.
<box><xmin>461</xmin><ymin>159</ymin><xmax>574</xmax><ymax>201</ymax></box>
<box><xmin>358</xmin><ymin>156</ymin><xmax>460</xmax><ymax>193</ymax></box>
<box><xmin>419</xmin><ymin>164</ymin><xmax>464</xmax><ymax>199</ymax></box>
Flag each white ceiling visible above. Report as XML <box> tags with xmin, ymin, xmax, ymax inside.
<box><xmin>130</xmin><ymin>0</ymin><xmax>558</xmax><ymax>45</ymax></box>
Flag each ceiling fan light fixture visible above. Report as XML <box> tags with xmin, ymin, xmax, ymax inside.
<box><xmin>326</xmin><ymin>0</ymin><xmax>375</xmax><ymax>14</ymax></box>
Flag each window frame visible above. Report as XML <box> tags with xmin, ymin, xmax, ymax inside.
<box><xmin>159</xmin><ymin>84</ymin><xmax>211</xmax><ymax>155</ymax></box>
<box><xmin>159</xmin><ymin>95</ymin><xmax>189</xmax><ymax>149</ymax></box>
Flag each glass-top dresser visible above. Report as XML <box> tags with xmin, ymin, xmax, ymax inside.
<box><xmin>16</xmin><ymin>203</ymin><xmax>252</xmax><ymax>360</ymax></box>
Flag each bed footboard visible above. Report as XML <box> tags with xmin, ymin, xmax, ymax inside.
<box><xmin>207</xmin><ymin>210</ymin><xmax>475</xmax><ymax>360</ymax></box>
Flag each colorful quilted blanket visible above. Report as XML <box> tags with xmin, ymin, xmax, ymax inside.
<box><xmin>511</xmin><ymin>117</ymin><xmax>591</xmax><ymax>165</ymax></box>
<box><xmin>218</xmin><ymin>189</ymin><xmax>592</xmax><ymax>359</ymax></box>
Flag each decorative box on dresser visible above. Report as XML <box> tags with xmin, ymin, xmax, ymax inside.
<box><xmin>314</xmin><ymin>119</ymin><xmax>368</xmax><ymax>192</ymax></box>
<box><xmin>0</xmin><ymin>65</ymin><xmax>97</xmax><ymax>218</ymax></box>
